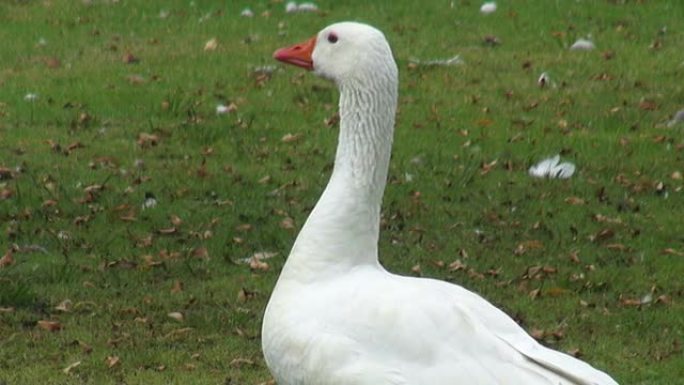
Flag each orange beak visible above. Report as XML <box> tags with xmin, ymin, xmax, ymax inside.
<box><xmin>273</xmin><ymin>36</ymin><xmax>316</xmax><ymax>70</ymax></box>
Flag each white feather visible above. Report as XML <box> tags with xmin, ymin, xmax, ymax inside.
<box><xmin>529</xmin><ymin>155</ymin><xmax>576</xmax><ymax>179</ymax></box>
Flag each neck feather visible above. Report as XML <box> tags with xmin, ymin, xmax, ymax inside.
<box><xmin>282</xmin><ymin>68</ymin><xmax>398</xmax><ymax>280</ymax></box>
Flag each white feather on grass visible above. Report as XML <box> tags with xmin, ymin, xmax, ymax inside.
<box><xmin>480</xmin><ymin>2</ymin><xmax>497</xmax><ymax>14</ymax></box>
<box><xmin>570</xmin><ymin>38</ymin><xmax>595</xmax><ymax>51</ymax></box>
<box><xmin>666</xmin><ymin>109</ymin><xmax>684</xmax><ymax>128</ymax></box>
<box><xmin>529</xmin><ymin>155</ymin><xmax>576</xmax><ymax>179</ymax></box>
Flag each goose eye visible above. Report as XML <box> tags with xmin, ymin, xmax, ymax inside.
<box><xmin>327</xmin><ymin>33</ymin><xmax>338</xmax><ymax>43</ymax></box>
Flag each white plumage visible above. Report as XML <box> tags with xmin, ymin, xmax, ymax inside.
<box><xmin>529</xmin><ymin>155</ymin><xmax>576</xmax><ymax>179</ymax></box>
<box><xmin>263</xmin><ymin>22</ymin><xmax>619</xmax><ymax>385</ymax></box>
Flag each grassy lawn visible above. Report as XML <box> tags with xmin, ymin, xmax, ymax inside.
<box><xmin>1</xmin><ymin>0</ymin><xmax>683</xmax><ymax>384</ymax></box>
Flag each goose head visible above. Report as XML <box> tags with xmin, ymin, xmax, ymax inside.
<box><xmin>274</xmin><ymin>22</ymin><xmax>397</xmax><ymax>84</ymax></box>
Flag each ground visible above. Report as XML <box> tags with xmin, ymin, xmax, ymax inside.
<box><xmin>0</xmin><ymin>0</ymin><xmax>682</xmax><ymax>384</ymax></box>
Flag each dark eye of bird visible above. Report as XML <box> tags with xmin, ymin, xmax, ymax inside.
<box><xmin>327</xmin><ymin>33</ymin><xmax>338</xmax><ymax>43</ymax></box>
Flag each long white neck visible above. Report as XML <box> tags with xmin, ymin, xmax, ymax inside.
<box><xmin>280</xmin><ymin>69</ymin><xmax>398</xmax><ymax>282</ymax></box>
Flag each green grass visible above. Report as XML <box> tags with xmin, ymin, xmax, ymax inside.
<box><xmin>1</xmin><ymin>0</ymin><xmax>683</xmax><ymax>383</ymax></box>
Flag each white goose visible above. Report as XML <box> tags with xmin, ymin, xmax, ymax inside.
<box><xmin>263</xmin><ymin>22</ymin><xmax>620</xmax><ymax>385</ymax></box>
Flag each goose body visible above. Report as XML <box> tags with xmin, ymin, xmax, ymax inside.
<box><xmin>262</xmin><ymin>22</ymin><xmax>619</xmax><ymax>385</ymax></box>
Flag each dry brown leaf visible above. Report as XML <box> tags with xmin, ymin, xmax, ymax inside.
<box><xmin>620</xmin><ymin>297</ymin><xmax>642</xmax><ymax>307</ymax></box>
<box><xmin>63</xmin><ymin>361</ymin><xmax>81</xmax><ymax>374</ymax></box>
<box><xmin>530</xmin><ymin>328</ymin><xmax>545</xmax><ymax>340</ymax></box>
<box><xmin>137</xmin><ymin>133</ymin><xmax>159</xmax><ymax>147</ymax></box>
<box><xmin>638</xmin><ymin>100</ymin><xmax>657</xmax><ymax>111</ymax></box>
<box><xmin>0</xmin><ymin>167</ymin><xmax>14</xmax><ymax>180</ymax></box>
<box><xmin>281</xmin><ymin>133</ymin><xmax>302</xmax><ymax>143</ymax></box>
<box><xmin>0</xmin><ymin>307</ymin><xmax>15</xmax><ymax>313</ymax></box>
<box><xmin>67</xmin><ymin>141</ymin><xmax>85</xmax><ymax>152</ymax></box>
<box><xmin>170</xmin><ymin>280</ymin><xmax>184</xmax><ymax>294</ymax></box>
<box><xmin>545</xmin><ymin>287</ymin><xmax>569</xmax><ymax>297</ymax></box>
<box><xmin>480</xmin><ymin>159</ymin><xmax>498</xmax><ymax>175</ymax></box>
<box><xmin>515</xmin><ymin>240</ymin><xmax>544</xmax><ymax>255</ymax></box>
<box><xmin>192</xmin><ymin>247</ymin><xmax>209</xmax><ymax>260</ymax></box>
<box><xmin>45</xmin><ymin>56</ymin><xmax>62</xmax><ymax>69</ymax></box>
<box><xmin>122</xmin><ymin>53</ymin><xmax>139</xmax><ymax>64</ymax></box>
<box><xmin>106</xmin><ymin>355</ymin><xmax>120</xmax><ymax>368</ymax></box>
<box><xmin>448</xmin><ymin>259</ymin><xmax>467</xmax><ymax>271</ymax></box>
<box><xmin>55</xmin><ymin>299</ymin><xmax>72</xmax><ymax>312</ymax></box>
<box><xmin>76</xmin><ymin>339</ymin><xmax>93</xmax><ymax>353</ymax></box>
<box><xmin>655</xmin><ymin>295</ymin><xmax>672</xmax><ymax>305</ymax></box>
<box><xmin>0</xmin><ymin>188</ymin><xmax>14</xmax><ymax>200</ymax></box>
<box><xmin>662</xmin><ymin>248</ymin><xmax>684</xmax><ymax>257</ymax></box>
<box><xmin>204</xmin><ymin>38</ymin><xmax>218</xmax><ymax>51</ymax></box>
<box><xmin>591</xmin><ymin>228</ymin><xmax>615</xmax><ymax>242</ymax></box>
<box><xmin>564</xmin><ymin>196</ymin><xmax>585</xmax><ymax>205</ymax></box>
<box><xmin>566</xmin><ymin>348</ymin><xmax>582</xmax><ymax>358</ymax></box>
<box><xmin>0</xmin><ymin>250</ymin><xmax>14</xmax><ymax>268</ymax></box>
<box><xmin>170</xmin><ymin>215</ymin><xmax>183</xmax><ymax>226</ymax></box>
<box><xmin>229</xmin><ymin>358</ymin><xmax>256</xmax><ymax>367</ymax></box>
<box><xmin>411</xmin><ymin>264</ymin><xmax>422</xmax><ymax>275</ymax></box>
<box><xmin>237</xmin><ymin>288</ymin><xmax>257</xmax><ymax>303</ymax></box>
<box><xmin>235</xmin><ymin>223</ymin><xmax>253</xmax><ymax>232</ymax></box>
<box><xmin>605</xmin><ymin>243</ymin><xmax>629</xmax><ymax>252</ymax></box>
<box><xmin>37</xmin><ymin>320</ymin><xmax>63</xmax><ymax>332</ymax></box>
<box><xmin>42</xmin><ymin>199</ymin><xmax>58</xmax><ymax>207</ymax></box>
<box><xmin>249</xmin><ymin>255</ymin><xmax>270</xmax><ymax>271</ymax></box>
<box><xmin>528</xmin><ymin>288</ymin><xmax>541</xmax><ymax>299</ymax></box>
<box><xmin>568</xmin><ymin>251</ymin><xmax>581</xmax><ymax>264</ymax></box>
<box><xmin>141</xmin><ymin>254</ymin><xmax>163</xmax><ymax>268</ymax></box>
<box><xmin>279</xmin><ymin>217</ymin><xmax>295</xmax><ymax>230</ymax></box>
<box><xmin>163</xmin><ymin>327</ymin><xmax>193</xmax><ymax>339</ymax></box>
<box><xmin>157</xmin><ymin>227</ymin><xmax>177</xmax><ymax>235</ymax></box>
<box><xmin>168</xmin><ymin>312</ymin><xmax>184</xmax><ymax>322</ymax></box>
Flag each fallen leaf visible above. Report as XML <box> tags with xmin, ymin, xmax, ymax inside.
<box><xmin>37</xmin><ymin>320</ymin><xmax>63</xmax><ymax>332</ymax></box>
<box><xmin>229</xmin><ymin>358</ymin><xmax>255</xmax><ymax>367</ymax></box>
<box><xmin>45</xmin><ymin>56</ymin><xmax>61</xmax><ymax>69</ymax></box>
<box><xmin>0</xmin><ymin>188</ymin><xmax>13</xmax><ymax>200</ymax></box>
<box><xmin>0</xmin><ymin>250</ymin><xmax>14</xmax><ymax>268</ymax></box>
<box><xmin>157</xmin><ymin>227</ymin><xmax>177</xmax><ymax>235</ymax></box>
<box><xmin>591</xmin><ymin>228</ymin><xmax>615</xmax><ymax>242</ymax></box>
<box><xmin>662</xmin><ymin>248</ymin><xmax>684</xmax><ymax>257</ymax></box>
<box><xmin>279</xmin><ymin>217</ymin><xmax>295</xmax><ymax>230</ymax></box>
<box><xmin>191</xmin><ymin>247</ymin><xmax>209</xmax><ymax>260</ymax></box>
<box><xmin>564</xmin><ymin>196</ymin><xmax>585</xmax><ymax>205</ymax></box>
<box><xmin>137</xmin><ymin>133</ymin><xmax>159</xmax><ymax>147</ymax></box>
<box><xmin>0</xmin><ymin>167</ymin><xmax>14</xmax><ymax>179</ymax></box>
<box><xmin>515</xmin><ymin>240</ymin><xmax>544</xmax><ymax>255</ymax></box>
<box><xmin>204</xmin><ymin>37</ymin><xmax>218</xmax><ymax>51</ymax></box>
<box><xmin>170</xmin><ymin>280</ymin><xmax>184</xmax><ymax>294</ymax></box>
<box><xmin>122</xmin><ymin>53</ymin><xmax>139</xmax><ymax>64</ymax></box>
<box><xmin>63</xmin><ymin>361</ymin><xmax>81</xmax><ymax>374</ymax></box>
<box><xmin>566</xmin><ymin>348</ymin><xmax>582</xmax><ymax>358</ymax></box>
<box><xmin>237</xmin><ymin>288</ymin><xmax>257</xmax><ymax>303</ymax></box>
<box><xmin>530</xmin><ymin>328</ymin><xmax>545</xmax><ymax>340</ymax></box>
<box><xmin>248</xmin><ymin>253</ymin><xmax>270</xmax><ymax>271</ymax></box>
<box><xmin>170</xmin><ymin>215</ymin><xmax>183</xmax><ymax>226</ymax></box>
<box><xmin>168</xmin><ymin>312</ymin><xmax>184</xmax><ymax>322</ymax></box>
<box><xmin>106</xmin><ymin>356</ymin><xmax>120</xmax><ymax>368</ymax></box>
<box><xmin>528</xmin><ymin>288</ymin><xmax>541</xmax><ymax>299</ymax></box>
<box><xmin>281</xmin><ymin>133</ymin><xmax>301</xmax><ymax>143</ymax></box>
<box><xmin>638</xmin><ymin>99</ymin><xmax>658</xmax><ymax>111</ymax></box>
<box><xmin>55</xmin><ymin>299</ymin><xmax>72</xmax><ymax>312</ymax></box>
<box><xmin>75</xmin><ymin>339</ymin><xmax>93</xmax><ymax>353</ymax></box>
<box><xmin>448</xmin><ymin>259</ymin><xmax>467</xmax><ymax>271</ymax></box>
<box><xmin>163</xmin><ymin>327</ymin><xmax>193</xmax><ymax>339</ymax></box>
